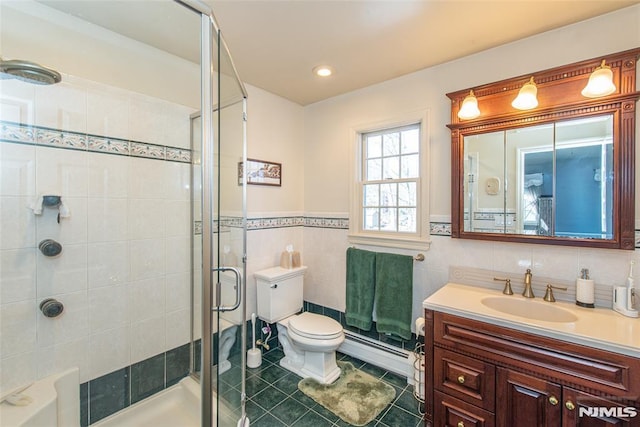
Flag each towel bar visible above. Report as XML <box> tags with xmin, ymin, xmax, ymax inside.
<box><xmin>349</xmin><ymin>246</ymin><xmax>425</xmax><ymax>262</ymax></box>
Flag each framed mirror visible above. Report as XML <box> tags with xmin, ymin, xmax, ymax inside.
<box><xmin>447</xmin><ymin>48</ymin><xmax>640</xmax><ymax>249</ymax></box>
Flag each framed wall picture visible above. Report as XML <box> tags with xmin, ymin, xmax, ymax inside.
<box><xmin>238</xmin><ymin>158</ymin><xmax>282</xmax><ymax>186</ymax></box>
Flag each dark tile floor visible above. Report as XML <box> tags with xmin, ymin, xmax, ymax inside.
<box><xmin>217</xmin><ymin>349</ymin><xmax>424</xmax><ymax>427</ymax></box>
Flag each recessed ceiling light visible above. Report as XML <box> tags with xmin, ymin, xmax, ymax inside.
<box><xmin>313</xmin><ymin>65</ymin><xmax>333</xmax><ymax>77</ymax></box>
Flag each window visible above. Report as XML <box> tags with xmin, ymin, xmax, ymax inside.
<box><xmin>362</xmin><ymin>125</ymin><xmax>419</xmax><ymax>233</ymax></box>
<box><xmin>349</xmin><ymin>113</ymin><xmax>430</xmax><ymax>250</ymax></box>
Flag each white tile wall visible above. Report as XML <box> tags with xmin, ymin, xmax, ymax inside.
<box><xmin>294</xmin><ymin>214</ymin><xmax>640</xmax><ymax>337</ymax></box>
<box><xmin>0</xmin><ymin>248</ymin><xmax>36</xmax><ymax>304</ymax></box>
<box><xmin>0</xmin><ymin>74</ymin><xmax>195</xmax><ymax>392</ymax></box>
<box><xmin>0</xmin><ymin>142</ymin><xmax>35</xmax><ymax>196</ymax></box>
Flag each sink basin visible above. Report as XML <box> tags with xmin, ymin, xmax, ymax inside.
<box><xmin>481</xmin><ymin>296</ymin><xmax>578</xmax><ymax>323</ymax></box>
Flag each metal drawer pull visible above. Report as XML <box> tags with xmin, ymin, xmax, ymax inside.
<box><xmin>457</xmin><ymin>375</ymin><xmax>465</xmax><ymax>384</ymax></box>
<box><xmin>565</xmin><ymin>401</ymin><xmax>575</xmax><ymax>411</ymax></box>
<box><xmin>457</xmin><ymin>422</ymin><xmax>465</xmax><ymax>427</ymax></box>
<box><xmin>549</xmin><ymin>396</ymin><xmax>559</xmax><ymax>406</ymax></box>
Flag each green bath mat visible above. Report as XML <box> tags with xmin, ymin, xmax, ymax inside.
<box><xmin>298</xmin><ymin>362</ymin><xmax>396</xmax><ymax>426</ymax></box>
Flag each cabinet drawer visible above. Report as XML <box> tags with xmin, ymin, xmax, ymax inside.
<box><xmin>435</xmin><ymin>347</ymin><xmax>496</xmax><ymax>411</ymax></box>
<box><xmin>434</xmin><ymin>390</ymin><xmax>495</xmax><ymax>427</ymax></box>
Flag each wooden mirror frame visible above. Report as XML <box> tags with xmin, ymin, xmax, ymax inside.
<box><xmin>447</xmin><ymin>48</ymin><xmax>640</xmax><ymax>250</ymax></box>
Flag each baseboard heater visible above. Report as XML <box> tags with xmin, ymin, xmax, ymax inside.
<box><xmin>338</xmin><ymin>330</ymin><xmax>412</xmax><ymax>382</ymax></box>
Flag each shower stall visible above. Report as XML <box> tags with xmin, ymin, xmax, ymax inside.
<box><xmin>0</xmin><ymin>0</ymin><xmax>247</xmax><ymax>425</ymax></box>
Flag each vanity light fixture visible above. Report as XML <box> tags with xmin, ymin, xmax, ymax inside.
<box><xmin>582</xmin><ymin>60</ymin><xmax>616</xmax><ymax>98</ymax></box>
<box><xmin>313</xmin><ymin>65</ymin><xmax>333</xmax><ymax>77</ymax></box>
<box><xmin>457</xmin><ymin>90</ymin><xmax>481</xmax><ymax>120</ymax></box>
<box><xmin>511</xmin><ymin>77</ymin><xmax>538</xmax><ymax>110</ymax></box>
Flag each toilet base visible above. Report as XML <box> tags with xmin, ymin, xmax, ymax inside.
<box><xmin>279</xmin><ymin>350</ymin><xmax>341</xmax><ymax>384</ymax></box>
<box><xmin>218</xmin><ymin>359</ymin><xmax>231</xmax><ymax>375</ymax></box>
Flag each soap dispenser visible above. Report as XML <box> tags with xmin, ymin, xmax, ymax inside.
<box><xmin>576</xmin><ymin>268</ymin><xmax>595</xmax><ymax>308</ymax></box>
<box><xmin>613</xmin><ymin>261</ymin><xmax>639</xmax><ymax>318</ymax></box>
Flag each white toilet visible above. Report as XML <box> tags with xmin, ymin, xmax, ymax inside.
<box><xmin>255</xmin><ymin>266</ymin><xmax>345</xmax><ymax>384</ymax></box>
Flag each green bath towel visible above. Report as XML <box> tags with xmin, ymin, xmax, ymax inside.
<box><xmin>345</xmin><ymin>248</ymin><xmax>377</xmax><ymax>330</ymax></box>
<box><xmin>374</xmin><ymin>252</ymin><xmax>413</xmax><ymax>340</ymax></box>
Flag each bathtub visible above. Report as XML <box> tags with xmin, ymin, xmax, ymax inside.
<box><xmin>0</xmin><ymin>368</ymin><xmax>80</xmax><ymax>427</ymax></box>
<box><xmin>93</xmin><ymin>376</ymin><xmax>201</xmax><ymax>427</ymax></box>
<box><xmin>93</xmin><ymin>375</ymin><xmax>247</xmax><ymax>427</ymax></box>
<box><xmin>1</xmin><ymin>370</ymin><xmax>239</xmax><ymax>427</ymax></box>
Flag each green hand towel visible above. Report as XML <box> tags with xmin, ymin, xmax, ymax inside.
<box><xmin>374</xmin><ymin>252</ymin><xmax>413</xmax><ymax>341</ymax></box>
<box><xmin>345</xmin><ymin>248</ymin><xmax>377</xmax><ymax>330</ymax></box>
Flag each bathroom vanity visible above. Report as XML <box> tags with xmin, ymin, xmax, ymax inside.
<box><xmin>423</xmin><ymin>284</ymin><xmax>640</xmax><ymax>427</ymax></box>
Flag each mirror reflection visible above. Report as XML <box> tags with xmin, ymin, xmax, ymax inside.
<box><xmin>463</xmin><ymin>115</ymin><xmax>613</xmax><ymax>239</ymax></box>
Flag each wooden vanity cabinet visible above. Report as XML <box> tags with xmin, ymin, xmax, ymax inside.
<box><xmin>424</xmin><ymin>310</ymin><xmax>640</xmax><ymax>427</ymax></box>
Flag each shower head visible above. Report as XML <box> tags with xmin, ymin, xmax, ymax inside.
<box><xmin>0</xmin><ymin>58</ymin><xmax>61</xmax><ymax>85</ymax></box>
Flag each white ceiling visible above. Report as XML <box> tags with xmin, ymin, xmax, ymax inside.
<box><xmin>38</xmin><ymin>0</ymin><xmax>639</xmax><ymax>105</ymax></box>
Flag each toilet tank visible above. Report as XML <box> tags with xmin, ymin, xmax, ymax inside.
<box><xmin>255</xmin><ymin>266</ymin><xmax>307</xmax><ymax>323</ymax></box>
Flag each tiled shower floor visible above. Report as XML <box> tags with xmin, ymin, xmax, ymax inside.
<box><xmin>218</xmin><ymin>349</ymin><xmax>424</xmax><ymax>427</ymax></box>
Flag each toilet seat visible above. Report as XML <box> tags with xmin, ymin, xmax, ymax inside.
<box><xmin>288</xmin><ymin>312</ymin><xmax>343</xmax><ymax>340</ymax></box>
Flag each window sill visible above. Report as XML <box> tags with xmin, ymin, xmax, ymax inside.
<box><xmin>347</xmin><ymin>233</ymin><xmax>431</xmax><ymax>251</ymax></box>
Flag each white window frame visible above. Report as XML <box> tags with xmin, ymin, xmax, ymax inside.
<box><xmin>348</xmin><ymin>110</ymin><xmax>431</xmax><ymax>250</ymax></box>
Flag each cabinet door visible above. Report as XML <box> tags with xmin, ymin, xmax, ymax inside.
<box><xmin>496</xmin><ymin>368</ymin><xmax>562</xmax><ymax>427</ymax></box>
<box><xmin>562</xmin><ymin>388</ymin><xmax>639</xmax><ymax>427</ymax></box>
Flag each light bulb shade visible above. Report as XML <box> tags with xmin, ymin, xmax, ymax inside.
<box><xmin>511</xmin><ymin>77</ymin><xmax>538</xmax><ymax>110</ymax></box>
<box><xmin>458</xmin><ymin>90</ymin><xmax>480</xmax><ymax>120</ymax></box>
<box><xmin>581</xmin><ymin>60</ymin><xmax>616</xmax><ymax>98</ymax></box>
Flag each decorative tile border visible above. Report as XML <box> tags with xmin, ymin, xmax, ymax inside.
<box><xmin>0</xmin><ymin>120</ymin><xmax>191</xmax><ymax>163</ymax></box>
<box><xmin>304</xmin><ymin>217</ymin><xmax>349</xmax><ymax>229</ymax></box>
<box><xmin>430</xmin><ymin>222</ymin><xmax>451</xmax><ymax>236</ymax></box>
<box><xmin>246</xmin><ymin>216</ymin><xmax>305</xmax><ymax>230</ymax></box>
<box><xmin>88</xmin><ymin>135</ymin><xmax>130</xmax><ymax>154</ymax></box>
<box><xmin>207</xmin><ymin>215</ymin><xmax>453</xmax><ymax>236</ymax></box>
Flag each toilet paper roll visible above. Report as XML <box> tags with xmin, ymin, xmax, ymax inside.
<box><xmin>415</xmin><ymin>317</ymin><xmax>426</xmax><ymax>337</ymax></box>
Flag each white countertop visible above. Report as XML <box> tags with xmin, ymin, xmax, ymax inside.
<box><xmin>423</xmin><ymin>283</ymin><xmax>640</xmax><ymax>358</ymax></box>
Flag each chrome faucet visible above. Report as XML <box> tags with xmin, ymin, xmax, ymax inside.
<box><xmin>523</xmin><ymin>268</ymin><xmax>535</xmax><ymax>298</ymax></box>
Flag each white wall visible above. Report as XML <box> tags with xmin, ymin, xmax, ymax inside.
<box><xmin>0</xmin><ymin>2</ymin><xmax>309</xmax><ymax>394</ymax></box>
<box><xmin>0</xmin><ymin>1</ymin><xmax>201</xmax><ymax>109</ymax></box>
<box><xmin>246</xmin><ymin>85</ymin><xmax>305</xmax><ymax>214</ymax></box>
<box><xmin>2</xmin><ymin>0</ymin><xmax>639</xmax><ymax>393</ymax></box>
<box><xmin>0</xmin><ymin>0</ymin><xmax>199</xmax><ymax>394</ymax></box>
<box><xmin>0</xmin><ymin>75</ymin><xmax>195</xmax><ymax>393</ymax></box>
<box><xmin>301</xmin><ymin>5</ymin><xmax>640</xmax><ymax>326</ymax></box>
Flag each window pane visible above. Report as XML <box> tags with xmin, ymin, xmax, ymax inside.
<box><xmin>401</xmin><ymin>154</ymin><xmax>419</xmax><ymax>178</ymax></box>
<box><xmin>398</xmin><ymin>182</ymin><xmax>416</xmax><ymax>206</ymax></box>
<box><xmin>401</xmin><ymin>128</ymin><xmax>419</xmax><ymax>153</ymax></box>
<box><xmin>380</xmin><ymin>208</ymin><xmax>397</xmax><ymax>231</ymax></box>
<box><xmin>399</xmin><ymin>208</ymin><xmax>417</xmax><ymax>232</ymax></box>
<box><xmin>360</xmin><ymin>123</ymin><xmax>421</xmax><ymax>237</ymax></box>
<box><xmin>364</xmin><ymin>208</ymin><xmax>379</xmax><ymax>230</ymax></box>
<box><xmin>380</xmin><ymin>183</ymin><xmax>397</xmax><ymax>206</ymax></box>
<box><xmin>367</xmin><ymin>135</ymin><xmax>381</xmax><ymax>158</ymax></box>
<box><xmin>383</xmin><ymin>156</ymin><xmax>399</xmax><ymax>179</ymax></box>
<box><xmin>367</xmin><ymin>158</ymin><xmax>382</xmax><ymax>180</ymax></box>
<box><xmin>382</xmin><ymin>133</ymin><xmax>400</xmax><ymax>156</ymax></box>
<box><xmin>364</xmin><ymin>184</ymin><xmax>379</xmax><ymax>206</ymax></box>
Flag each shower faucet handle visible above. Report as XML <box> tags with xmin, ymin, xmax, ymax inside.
<box><xmin>493</xmin><ymin>277</ymin><xmax>513</xmax><ymax>295</ymax></box>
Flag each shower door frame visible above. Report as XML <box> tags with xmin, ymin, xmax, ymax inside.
<box><xmin>175</xmin><ymin>1</ymin><xmax>248</xmax><ymax>426</ymax></box>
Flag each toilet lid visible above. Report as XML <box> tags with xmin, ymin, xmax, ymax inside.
<box><xmin>288</xmin><ymin>312</ymin><xmax>343</xmax><ymax>340</ymax></box>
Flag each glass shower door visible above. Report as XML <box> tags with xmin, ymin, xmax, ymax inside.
<box><xmin>192</xmin><ymin>11</ymin><xmax>248</xmax><ymax>426</ymax></box>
